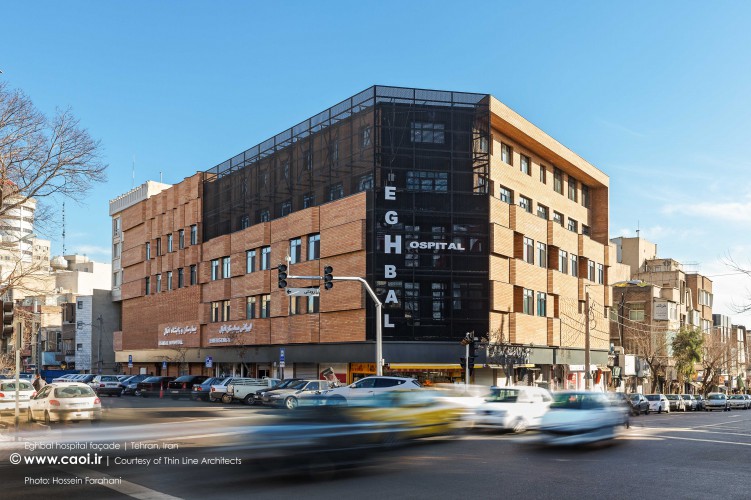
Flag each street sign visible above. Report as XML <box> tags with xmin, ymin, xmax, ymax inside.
<box><xmin>205</xmin><ymin>356</ymin><xmax>213</xmax><ymax>368</ymax></box>
<box><xmin>285</xmin><ymin>287</ymin><xmax>320</xmax><ymax>296</ymax></box>
<box><xmin>162</xmin><ymin>361</ymin><xmax>167</xmax><ymax>369</ymax></box>
<box><xmin>280</xmin><ymin>348</ymin><xmax>285</xmax><ymax>368</ymax></box>
<box><xmin>128</xmin><ymin>354</ymin><xmax>133</xmax><ymax>368</ymax></box>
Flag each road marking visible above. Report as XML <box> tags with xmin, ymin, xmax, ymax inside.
<box><xmin>55</xmin><ymin>464</ymin><xmax>181</xmax><ymax>499</ymax></box>
<box><xmin>647</xmin><ymin>434</ymin><xmax>751</xmax><ymax>447</ymax></box>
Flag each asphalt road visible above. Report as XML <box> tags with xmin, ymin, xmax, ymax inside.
<box><xmin>2</xmin><ymin>396</ymin><xmax>750</xmax><ymax>500</ymax></box>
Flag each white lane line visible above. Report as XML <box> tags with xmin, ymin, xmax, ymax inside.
<box><xmin>640</xmin><ymin>434</ymin><xmax>751</xmax><ymax>447</ymax></box>
<box><xmin>55</xmin><ymin>464</ymin><xmax>182</xmax><ymax>500</ymax></box>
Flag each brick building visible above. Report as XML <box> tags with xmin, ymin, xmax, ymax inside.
<box><xmin>111</xmin><ymin>86</ymin><xmax>613</xmax><ymax>386</ymax></box>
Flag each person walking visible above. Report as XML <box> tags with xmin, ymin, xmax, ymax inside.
<box><xmin>32</xmin><ymin>373</ymin><xmax>46</xmax><ymax>392</ymax></box>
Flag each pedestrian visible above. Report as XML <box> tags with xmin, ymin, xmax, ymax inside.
<box><xmin>32</xmin><ymin>373</ymin><xmax>46</xmax><ymax>392</ymax></box>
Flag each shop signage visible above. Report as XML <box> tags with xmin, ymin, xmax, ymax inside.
<box><xmin>163</xmin><ymin>325</ymin><xmax>198</xmax><ymax>336</ymax></box>
<box><xmin>205</xmin><ymin>356</ymin><xmax>213</xmax><ymax>368</ymax></box>
<box><xmin>285</xmin><ymin>287</ymin><xmax>320</xmax><ymax>296</ymax></box>
<box><xmin>350</xmin><ymin>362</ymin><xmax>376</xmax><ymax>373</ymax></box>
<box><xmin>218</xmin><ymin>322</ymin><xmax>253</xmax><ymax>335</ymax></box>
<box><xmin>208</xmin><ymin>337</ymin><xmax>232</xmax><ymax>344</ymax></box>
<box><xmin>158</xmin><ymin>339</ymin><xmax>184</xmax><ymax>346</ymax></box>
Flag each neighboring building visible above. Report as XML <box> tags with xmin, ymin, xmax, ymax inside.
<box><xmin>610</xmin><ymin>236</ymin><xmax>657</xmax><ymax>276</ymax></box>
<box><xmin>111</xmin><ymin>85</ymin><xmax>614</xmax><ymax>387</ymax></box>
<box><xmin>687</xmin><ymin>273</ymin><xmax>713</xmax><ymax>334</ymax></box>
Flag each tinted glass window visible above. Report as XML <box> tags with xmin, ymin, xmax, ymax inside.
<box><xmin>375</xmin><ymin>378</ymin><xmax>399</xmax><ymax>388</ymax></box>
<box><xmin>353</xmin><ymin>378</ymin><xmax>376</xmax><ymax>389</ymax></box>
<box><xmin>54</xmin><ymin>386</ymin><xmax>96</xmax><ymax>398</ymax></box>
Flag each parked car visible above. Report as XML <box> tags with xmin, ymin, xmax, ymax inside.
<box><xmin>322</xmin><ymin>376</ymin><xmax>422</xmax><ymax>406</ymax></box>
<box><xmin>226</xmin><ymin>378</ymin><xmax>281</xmax><ymax>405</ymax></box>
<box><xmin>76</xmin><ymin>374</ymin><xmax>96</xmax><ymax>385</ymax></box>
<box><xmin>27</xmin><ymin>382</ymin><xmax>102</xmax><ymax>424</ymax></box>
<box><xmin>191</xmin><ymin>377</ymin><xmax>222</xmax><ymax>401</ymax></box>
<box><xmin>121</xmin><ymin>375</ymin><xmax>149</xmax><ymax>395</ymax></box>
<box><xmin>694</xmin><ymin>395</ymin><xmax>706</xmax><ymax>411</ymax></box>
<box><xmin>537</xmin><ymin>391</ymin><xmax>630</xmax><ymax>446</ymax></box>
<box><xmin>665</xmin><ymin>394</ymin><xmax>686</xmax><ymax>412</ymax></box>
<box><xmin>681</xmin><ymin>394</ymin><xmax>697</xmax><ymax>411</ymax></box>
<box><xmin>51</xmin><ymin>374</ymin><xmax>79</xmax><ymax>383</ymax></box>
<box><xmin>645</xmin><ymin>394</ymin><xmax>669</xmax><ymax>413</ymax></box>
<box><xmin>251</xmin><ymin>378</ymin><xmax>303</xmax><ymax>406</ymax></box>
<box><xmin>469</xmin><ymin>385</ymin><xmax>553</xmax><ymax>433</ymax></box>
<box><xmin>705</xmin><ymin>392</ymin><xmax>730</xmax><ymax>411</ymax></box>
<box><xmin>627</xmin><ymin>393</ymin><xmax>650</xmax><ymax>415</ymax></box>
<box><xmin>728</xmin><ymin>394</ymin><xmax>749</xmax><ymax>410</ymax></box>
<box><xmin>90</xmin><ymin>375</ymin><xmax>123</xmax><ymax>397</ymax></box>
<box><xmin>137</xmin><ymin>376</ymin><xmax>175</xmax><ymax>397</ymax></box>
<box><xmin>744</xmin><ymin>395</ymin><xmax>751</xmax><ymax>408</ymax></box>
<box><xmin>208</xmin><ymin>377</ymin><xmax>258</xmax><ymax>403</ymax></box>
<box><xmin>264</xmin><ymin>380</ymin><xmax>333</xmax><ymax>409</ymax></box>
<box><xmin>0</xmin><ymin>379</ymin><xmax>36</xmax><ymax>411</ymax></box>
<box><xmin>166</xmin><ymin>375</ymin><xmax>209</xmax><ymax>400</ymax></box>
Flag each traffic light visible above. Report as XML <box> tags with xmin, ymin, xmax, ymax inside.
<box><xmin>459</xmin><ymin>357</ymin><xmax>466</xmax><ymax>371</ymax></box>
<box><xmin>323</xmin><ymin>266</ymin><xmax>333</xmax><ymax>290</ymax></box>
<box><xmin>2</xmin><ymin>300</ymin><xmax>13</xmax><ymax>336</ymax></box>
<box><xmin>459</xmin><ymin>356</ymin><xmax>476</xmax><ymax>375</ymax></box>
<box><xmin>277</xmin><ymin>264</ymin><xmax>288</xmax><ymax>289</ymax></box>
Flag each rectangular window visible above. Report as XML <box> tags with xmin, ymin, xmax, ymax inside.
<box><xmin>568</xmin><ymin>218</ymin><xmax>578</xmax><ymax>233</ymax></box>
<box><xmin>537</xmin><ymin>204</ymin><xmax>548</xmax><ymax>220</ymax></box>
<box><xmin>523</xmin><ymin>288</ymin><xmax>534</xmax><ymax>315</ymax></box>
<box><xmin>113</xmin><ymin>217</ymin><xmax>121</xmax><ymax>235</ymax></box>
<box><xmin>246</xmin><ymin>296</ymin><xmax>256</xmax><ymax>319</ymax></box>
<box><xmin>222</xmin><ymin>300</ymin><xmax>230</xmax><ymax>322</ymax></box>
<box><xmin>145</xmin><ymin>241</ymin><xmax>151</xmax><ymax>260</ymax></box>
<box><xmin>179</xmin><ymin>229</ymin><xmax>185</xmax><ymax>249</ymax></box>
<box><xmin>178</xmin><ymin>268</ymin><xmax>184</xmax><ymax>288</ymax></box>
<box><xmin>190</xmin><ymin>225</ymin><xmax>198</xmax><ymax>245</ymax></box>
<box><xmin>156</xmin><ymin>273</ymin><xmax>162</xmax><ymax>293</ymax></box>
<box><xmin>588</xmin><ymin>260</ymin><xmax>596</xmax><ymax>281</ymax></box>
<box><xmin>357</xmin><ymin>173</ymin><xmax>374</xmax><ymax>192</ymax></box>
<box><xmin>519</xmin><ymin>195</ymin><xmax>532</xmax><ymax>213</ymax></box>
<box><xmin>211</xmin><ymin>259</ymin><xmax>220</xmax><ymax>280</ymax></box>
<box><xmin>308</xmin><ymin>234</ymin><xmax>320</xmax><ymax>261</ymax></box>
<box><xmin>258</xmin><ymin>209</ymin><xmax>270</xmax><ymax>223</ymax></box>
<box><xmin>289</xmin><ymin>238</ymin><xmax>302</xmax><ymax>264</ymax></box>
<box><xmin>499</xmin><ymin>186</ymin><xmax>513</xmax><ymax>204</ymax></box>
<box><xmin>406</xmin><ymin>171</ymin><xmax>449</xmax><ymax>192</ymax></box>
<box><xmin>568</xmin><ymin>176</ymin><xmax>578</xmax><ymax>202</ymax></box>
<box><xmin>410</xmin><ymin>122</ymin><xmax>445</xmax><ymax>144</ymax></box>
<box><xmin>167</xmin><ymin>271</ymin><xmax>173</xmax><ymax>291</ymax></box>
<box><xmin>554</xmin><ymin>168</ymin><xmax>563</xmax><ymax>194</ymax></box>
<box><xmin>432</xmin><ymin>282</ymin><xmax>446</xmax><ymax>321</ymax></box>
<box><xmin>261</xmin><ymin>294</ymin><xmax>270</xmax><ymax>318</ymax></box>
<box><xmin>329</xmin><ymin>183</ymin><xmax>344</xmax><ymax>201</ymax></box>
<box><xmin>331</xmin><ymin>141</ymin><xmax>339</xmax><ymax>165</ymax></box>
<box><xmin>537</xmin><ymin>242</ymin><xmax>547</xmax><ymax>268</ymax></box>
<box><xmin>571</xmin><ymin>254</ymin><xmax>578</xmax><ymax>277</ymax></box>
<box><xmin>559</xmin><ymin>250</ymin><xmax>568</xmax><ymax>274</ymax></box>
<box><xmin>145</xmin><ymin>276</ymin><xmax>150</xmax><ymax>295</ymax></box>
<box><xmin>304</xmin><ymin>150</ymin><xmax>312</xmax><ymax>171</ymax></box>
<box><xmin>261</xmin><ymin>246</ymin><xmax>271</xmax><ymax>270</ymax></box>
<box><xmin>629</xmin><ymin>303</ymin><xmax>645</xmax><ymax>321</ymax></box>
<box><xmin>303</xmin><ymin>193</ymin><xmax>316</xmax><ymax>208</ymax></box>
<box><xmin>501</xmin><ymin>143</ymin><xmax>513</xmax><ymax>165</ymax></box>
<box><xmin>307</xmin><ymin>295</ymin><xmax>320</xmax><ymax>313</ymax></box>
<box><xmin>190</xmin><ymin>265</ymin><xmax>197</xmax><ymax>285</ymax></box>
<box><xmin>553</xmin><ymin>211</ymin><xmax>563</xmax><ymax>226</ymax></box>
<box><xmin>156</xmin><ymin>237</ymin><xmax>162</xmax><ymax>256</ymax></box>
<box><xmin>289</xmin><ymin>296</ymin><xmax>301</xmax><ymax>316</ymax></box>
<box><xmin>537</xmin><ymin>292</ymin><xmax>547</xmax><ymax>317</ymax></box>
<box><xmin>540</xmin><ymin>165</ymin><xmax>547</xmax><ymax>184</ymax></box>
<box><xmin>280</xmin><ymin>200</ymin><xmax>292</xmax><ymax>217</ymax></box>
<box><xmin>167</xmin><ymin>233</ymin><xmax>173</xmax><ymax>253</ymax></box>
<box><xmin>597</xmin><ymin>263</ymin><xmax>604</xmax><ymax>284</ymax></box>
<box><xmin>581</xmin><ymin>184</ymin><xmax>590</xmax><ymax>208</ymax></box>
<box><xmin>246</xmin><ymin>250</ymin><xmax>256</xmax><ymax>273</ymax></box>
<box><xmin>523</xmin><ymin>237</ymin><xmax>534</xmax><ymax>265</ymax></box>
<box><xmin>113</xmin><ymin>242</ymin><xmax>121</xmax><ymax>259</ymax></box>
<box><xmin>222</xmin><ymin>256</ymin><xmax>231</xmax><ymax>278</ymax></box>
<box><xmin>582</xmin><ymin>225</ymin><xmax>590</xmax><ymax>237</ymax></box>
<box><xmin>211</xmin><ymin>302</ymin><xmax>220</xmax><ymax>323</ymax></box>
<box><xmin>520</xmin><ymin>154</ymin><xmax>531</xmax><ymax>175</ymax></box>
<box><xmin>361</xmin><ymin>126</ymin><xmax>371</xmax><ymax>147</ymax></box>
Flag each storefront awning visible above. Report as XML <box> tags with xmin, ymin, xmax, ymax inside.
<box><xmin>388</xmin><ymin>363</ymin><xmax>465</xmax><ymax>370</ymax></box>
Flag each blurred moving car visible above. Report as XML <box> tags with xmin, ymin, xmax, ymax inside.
<box><xmin>680</xmin><ymin>394</ymin><xmax>697</xmax><ymax>411</ymax></box>
<box><xmin>90</xmin><ymin>375</ymin><xmax>123</xmax><ymax>397</ymax></box>
<box><xmin>137</xmin><ymin>376</ymin><xmax>176</xmax><ymax>397</ymax></box>
<box><xmin>537</xmin><ymin>391</ymin><xmax>629</xmax><ymax>446</ymax></box>
<box><xmin>704</xmin><ymin>392</ymin><xmax>729</xmax><ymax>411</ymax></box>
<box><xmin>0</xmin><ymin>379</ymin><xmax>36</xmax><ymax>411</ymax></box>
<box><xmin>27</xmin><ymin>382</ymin><xmax>102</xmax><ymax>424</ymax></box>
<box><xmin>191</xmin><ymin>377</ymin><xmax>222</xmax><ymax>401</ymax></box>
<box><xmin>469</xmin><ymin>386</ymin><xmax>553</xmax><ymax>433</ymax></box>
<box><xmin>626</xmin><ymin>393</ymin><xmax>650</xmax><ymax>415</ymax></box>
<box><xmin>728</xmin><ymin>394</ymin><xmax>749</xmax><ymax>410</ymax></box>
<box><xmin>121</xmin><ymin>374</ymin><xmax>148</xmax><ymax>395</ymax></box>
<box><xmin>323</xmin><ymin>376</ymin><xmax>421</xmax><ymax>406</ymax></box>
<box><xmin>665</xmin><ymin>394</ymin><xmax>686</xmax><ymax>412</ymax></box>
<box><xmin>167</xmin><ymin>375</ymin><xmax>209</xmax><ymax>400</ymax></box>
<box><xmin>645</xmin><ymin>394</ymin><xmax>669</xmax><ymax>413</ymax></box>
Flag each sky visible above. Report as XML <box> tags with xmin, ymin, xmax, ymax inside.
<box><xmin>3</xmin><ymin>0</ymin><xmax>751</xmax><ymax>321</ymax></box>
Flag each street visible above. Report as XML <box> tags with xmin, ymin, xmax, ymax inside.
<box><xmin>2</xmin><ymin>396</ymin><xmax>751</xmax><ymax>499</ymax></box>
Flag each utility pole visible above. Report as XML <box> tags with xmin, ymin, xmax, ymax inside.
<box><xmin>585</xmin><ymin>287</ymin><xmax>592</xmax><ymax>390</ymax></box>
<box><xmin>97</xmin><ymin>314</ymin><xmax>103</xmax><ymax>374</ymax></box>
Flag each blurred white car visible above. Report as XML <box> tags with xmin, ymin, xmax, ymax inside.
<box><xmin>322</xmin><ymin>376</ymin><xmax>421</xmax><ymax>406</ymax></box>
<box><xmin>645</xmin><ymin>394</ymin><xmax>670</xmax><ymax>413</ymax></box>
<box><xmin>0</xmin><ymin>379</ymin><xmax>36</xmax><ymax>410</ymax></box>
<box><xmin>468</xmin><ymin>386</ymin><xmax>553</xmax><ymax>433</ymax></box>
<box><xmin>537</xmin><ymin>391</ymin><xmax>630</xmax><ymax>446</ymax></box>
<box><xmin>28</xmin><ymin>382</ymin><xmax>102</xmax><ymax>424</ymax></box>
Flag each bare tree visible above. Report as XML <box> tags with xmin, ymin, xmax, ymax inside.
<box><xmin>699</xmin><ymin>332</ymin><xmax>732</xmax><ymax>396</ymax></box>
<box><xmin>624</xmin><ymin>321</ymin><xmax>670</xmax><ymax>393</ymax></box>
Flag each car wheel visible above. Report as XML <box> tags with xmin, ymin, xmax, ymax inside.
<box><xmin>512</xmin><ymin>417</ymin><xmax>528</xmax><ymax>433</ymax></box>
<box><xmin>244</xmin><ymin>394</ymin><xmax>256</xmax><ymax>406</ymax></box>
<box><xmin>44</xmin><ymin>411</ymin><xmax>51</xmax><ymax>426</ymax></box>
<box><xmin>658</xmin><ymin>406</ymin><xmax>662</xmax><ymax>414</ymax></box>
<box><xmin>285</xmin><ymin>397</ymin><xmax>298</xmax><ymax>410</ymax></box>
<box><xmin>221</xmin><ymin>394</ymin><xmax>233</xmax><ymax>404</ymax></box>
<box><xmin>645</xmin><ymin>408</ymin><xmax>650</xmax><ymax>415</ymax></box>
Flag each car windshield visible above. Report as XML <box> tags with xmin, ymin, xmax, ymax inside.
<box><xmin>681</xmin><ymin>395</ymin><xmax>691</xmax><ymax>399</ymax></box>
<box><xmin>485</xmin><ymin>388</ymin><xmax>520</xmax><ymax>403</ymax></box>
<box><xmin>142</xmin><ymin>377</ymin><xmax>161</xmax><ymax>383</ymax></box>
<box><xmin>54</xmin><ymin>386</ymin><xmax>96</xmax><ymax>398</ymax></box>
<box><xmin>550</xmin><ymin>392</ymin><xmax>606</xmax><ymax>410</ymax></box>
<box><xmin>666</xmin><ymin>395</ymin><xmax>678</xmax><ymax>400</ymax></box>
<box><xmin>730</xmin><ymin>395</ymin><xmax>743</xmax><ymax>400</ymax></box>
<box><xmin>645</xmin><ymin>395</ymin><xmax>660</xmax><ymax>401</ymax></box>
<box><xmin>0</xmin><ymin>381</ymin><xmax>33</xmax><ymax>391</ymax></box>
<box><xmin>708</xmin><ymin>394</ymin><xmax>724</xmax><ymax>400</ymax></box>
<box><xmin>628</xmin><ymin>394</ymin><xmax>640</xmax><ymax>401</ymax></box>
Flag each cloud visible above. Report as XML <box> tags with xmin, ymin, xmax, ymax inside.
<box><xmin>596</xmin><ymin>118</ymin><xmax>646</xmax><ymax>139</ymax></box>
<box><xmin>65</xmin><ymin>244</ymin><xmax>111</xmax><ymax>258</ymax></box>
<box><xmin>662</xmin><ymin>198</ymin><xmax>751</xmax><ymax>224</ymax></box>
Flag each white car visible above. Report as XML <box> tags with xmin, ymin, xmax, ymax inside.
<box><xmin>322</xmin><ymin>376</ymin><xmax>421</xmax><ymax>406</ymax></box>
<box><xmin>537</xmin><ymin>391</ymin><xmax>630</xmax><ymax>446</ymax></box>
<box><xmin>0</xmin><ymin>379</ymin><xmax>36</xmax><ymax>410</ymax></box>
<box><xmin>705</xmin><ymin>392</ymin><xmax>729</xmax><ymax>411</ymax></box>
<box><xmin>727</xmin><ymin>394</ymin><xmax>749</xmax><ymax>410</ymax></box>
<box><xmin>469</xmin><ymin>386</ymin><xmax>553</xmax><ymax>433</ymax></box>
<box><xmin>645</xmin><ymin>394</ymin><xmax>670</xmax><ymax>413</ymax></box>
<box><xmin>28</xmin><ymin>382</ymin><xmax>102</xmax><ymax>424</ymax></box>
